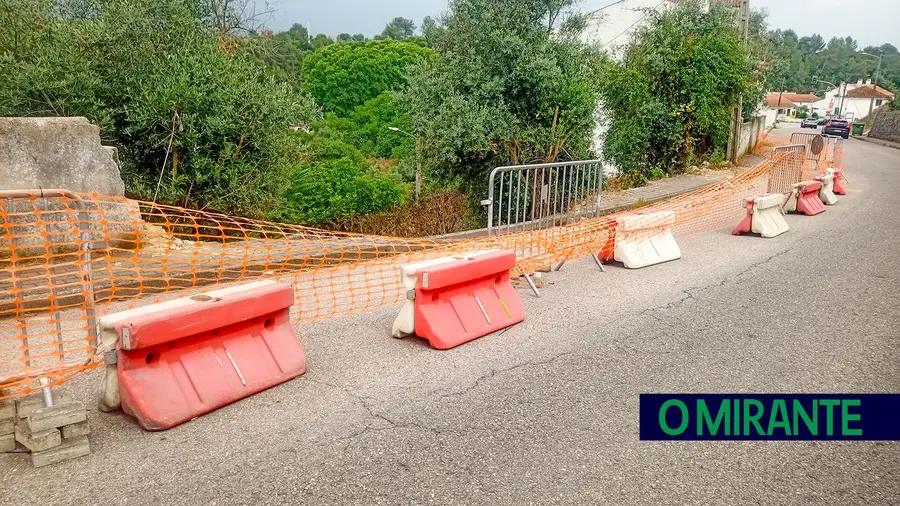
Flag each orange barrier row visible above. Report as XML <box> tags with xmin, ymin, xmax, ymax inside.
<box><xmin>0</xmin><ymin>141</ymin><xmax>845</xmax><ymax>400</ymax></box>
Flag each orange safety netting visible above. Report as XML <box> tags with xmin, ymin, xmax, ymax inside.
<box><xmin>0</xmin><ymin>140</ymin><xmax>843</xmax><ymax>400</ymax></box>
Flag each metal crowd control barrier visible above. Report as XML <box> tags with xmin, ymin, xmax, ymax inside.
<box><xmin>790</xmin><ymin>132</ymin><xmax>827</xmax><ymax>162</ymax></box>
<box><xmin>0</xmin><ymin>189</ymin><xmax>98</xmax><ymax>396</ymax></box>
<box><xmin>483</xmin><ymin>159</ymin><xmax>604</xmax><ymax>236</ymax></box>
<box><xmin>481</xmin><ymin>160</ymin><xmax>604</xmax><ymax>297</ymax></box>
<box><xmin>769</xmin><ymin>145</ymin><xmax>806</xmax><ymax>194</ymax></box>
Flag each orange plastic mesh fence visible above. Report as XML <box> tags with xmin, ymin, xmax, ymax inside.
<box><xmin>0</xmin><ymin>143</ymin><xmax>843</xmax><ymax>399</ymax></box>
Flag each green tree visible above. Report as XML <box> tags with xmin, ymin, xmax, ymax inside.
<box><xmin>401</xmin><ymin>0</ymin><xmax>601</xmax><ymax>187</ymax></box>
<box><xmin>302</xmin><ymin>40</ymin><xmax>433</xmax><ymax>116</ymax></box>
<box><xmin>599</xmin><ymin>1</ymin><xmax>752</xmax><ymax>182</ymax></box>
<box><xmin>381</xmin><ymin>17</ymin><xmax>416</xmax><ymax>40</ymax></box>
<box><xmin>0</xmin><ymin>0</ymin><xmax>320</xmax><ymax>217</ymax></box>
<box><xmin>310</xmin><ymin>33</ymin><xmax>334</xmax><ymax>50</ymax></box>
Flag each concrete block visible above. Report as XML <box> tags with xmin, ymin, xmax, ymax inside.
<box><xmin>0</xmin><ymin>416</ymin><xmax>14</xmax><ymax>435</ymax></box>
<box><xmin>0</xmin><ymin>399</ymin><xmax>15</xmax><ymax>419</ymax></box>
<box><xmin>61</xmin><ymin>420</ymin><xmax>90</xmax><ymax>439</ymax></box>
<box><xmin>16</xmin><ymin>392</ymin><xmax>73</xmax><ymax>419</ymax></box>
<box><xmin>0</xmin><ymin>433</ymin><xmax>14</xmax><ymax>452</ymax></box>
<box><xmin>32</xmin><ymin>435</ymin><xmax>90</xmax><ymax>468</ymax></box>
<box><xmin>27</xmin><ymin>403</ymin><xmax>86</xmax><ymax>433</ymax></box>
<box><xmin>15</xmin><ymin>423</ymin><xmax>61</xmax><ymax>452</ymax></box>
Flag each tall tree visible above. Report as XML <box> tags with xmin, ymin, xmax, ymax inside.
<box><xmin>381</xmin><ymin>17</ymin><xmax>416</xmax><ymax>40</ymax></box>
<box><xmin>599</xmin><ymin>1</ymin><xmax>753</xmax><ymax>180</ymax></box>
<box><xmin>402</xmin><ymin>0</ymin><xmax>601</xmax><ymax>182</ymax></box>
<box><xmin>302</xmin><ymin>40</ymin><xmax>433</xmax><ymax>115</ymax></box>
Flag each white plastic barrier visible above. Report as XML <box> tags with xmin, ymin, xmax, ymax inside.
<box><xmin>391</xmin><ymin>250</ymin><xmax>497</xmax><ymax>339</ymax></box>
<box><xmin>750</xmin><ymin>194</ymin><xmax>790</xmax><ymax>238</ymax></box>
<box><xmin>783</xmin><ymin>181</ymin><xmax>811</xmax><ymax>213</ymax></box>
<box><xmin>614</xmin><ymin>211</ymin><xmax>681</xmax><ymax>269</ymax></box>
<box><xmin>817</xmin><ymin>169</ymin><xmax>838</xmax><ymax>205</ymax></box>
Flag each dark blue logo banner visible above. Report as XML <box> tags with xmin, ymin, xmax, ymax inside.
<box><xmin>639</xmin><ymin>394</ymin><xmax>900</xmax><ymax>441</ymax></box>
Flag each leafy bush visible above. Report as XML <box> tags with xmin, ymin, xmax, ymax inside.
<box><xmin>599</xmin><ymin>2</ymin><xmax>752</xmax><ymax>183</ymax></box>
<box><xmin>0</xmin><ymin>0</ymin><xmax>320</xmax><ymax>217</ymax></box>
<box><xmin>319</xmin><ymin>92</ymin><xmax>414</xmax><ymax>160</ymax></box>
<box><xmin>401</xmin><ymin>0</ymin><xmax>601</xmax><ymax>194</ymax></box>
<box><xmin>275</xmin><ymin>158</ymin><xmax>408</xmax><ymax>227</ymax></box>
<box><xmin>302</xmin><ymin>40</ymin><xmax>433</xmax><ymax>116</ymax></box>
<box><xmin>271</xmin><ymin>135</ymin><xmax>408</xmax><ymax>226</ymax></box>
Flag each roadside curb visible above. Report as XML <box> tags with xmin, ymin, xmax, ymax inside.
<box><xmin>852</xmin><ymin>136</ymin><xmax>900</xmax><ymax>151</ymax></box>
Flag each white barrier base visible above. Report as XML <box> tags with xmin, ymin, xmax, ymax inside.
<box><xmin>391</xmin><ymin>251</ymin><xmax>498</xmax><ymax>338</ymax></box>
<box><xmin>818</xmin><ymin>170</ymin><xmax>838</xmax><ymax>205</ymax></box>
<box><xmin>614</xmin><ymin>211</ymin><xmax>682</xmax><ymax>269</ymax></box>
<box><xmin>751</xmin><ymin>194</ymin><xmax>790</xmax><ymax>238</ymax></box>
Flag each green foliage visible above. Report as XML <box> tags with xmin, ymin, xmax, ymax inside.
<box><xmin>302</xmin><ymin>40</ymin><xmax>434</xmax><ymax>116</ymax></box>
<box><xmin>795</xmin><ymin>105</ymin><xmax>809</xmax><ymax>119</ymax></box>
<box><xmin>381</xmin><ymin>17</ymin><xmax>416</xmax><ymax>40</ymax></box>
<box><xmin>273</xmin><ymin>135</ymin><xmax>408</xmax><ymax>226</ymax></box>
<box><xmin>401</xmin><ymin>0</ymin><xmax>601</xmax><ymax>189</ymax></box>
<box><xmin>599</xmin><ymin>2</ymin><xmax>752</xmax><ymax>182</ymax></box>
<box><xmin>0</xmin><ymin>0</ymin><xmax>320</xmax><ymax>217</ymax></box>
<box><xmin>339</xmin><ymin>92</ymin><xmax>413</xmax><ymax>159</ymax></box>
<box><xmin>756</xmin><ymin>14</ymin><xmax>900</xmax><ymax>95</ymax></box>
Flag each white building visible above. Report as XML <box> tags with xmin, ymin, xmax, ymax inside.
<box><xmin>812</xmin><ymin>80</ymin><xmax>895</xmax><ymax>122</ymax></box>
<box><xmin>758</xmin><ymin>92</ymin><xmax>820</xmax><ymax>128</ymax></box>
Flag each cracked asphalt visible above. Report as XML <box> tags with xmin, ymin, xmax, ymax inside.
<box><xmin>2</xmin><ymin>127</ymin><xmax>899</xmax><ymax>505</ymax></box>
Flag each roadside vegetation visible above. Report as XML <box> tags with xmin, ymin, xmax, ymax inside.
<box><xmin>0</xmin><ymin>0</ymin><xmax>894</xmax><ymax>233</ymax></box>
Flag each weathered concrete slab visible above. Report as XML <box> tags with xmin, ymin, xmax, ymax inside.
<box><xmin>15</xmin><ymin>391</ymin><xmax>73</xmax><ymax>419</ymax></box>
<box><xmin>0</xmin><ymin>117</ymin><xmax>124</xmax><ymax>195</ymax></box>
<box><xmin>61</xmin><ymin>420</ymin><xmax>90</xmax><ymax>439</ymax></box>
<box><xmin>0</xmin><ymin>432</ymin><xmax>14</xmax><ymax>452</ymax></box>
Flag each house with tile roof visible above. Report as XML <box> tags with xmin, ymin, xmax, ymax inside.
<box><xmin>812</xmin><ymin>80</ymin><xmax>895</xmax><ymax>121</ymax></box>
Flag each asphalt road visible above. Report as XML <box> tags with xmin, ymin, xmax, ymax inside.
<box><xmin>3</xmin><ymin>126</ymin><xmax>898</xmax><ymax>505</ymax></box>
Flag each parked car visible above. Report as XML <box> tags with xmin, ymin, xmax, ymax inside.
<box><xmin>801</xmin><ymin>118</ymin><xmax>819</xmax><ymax>129</ymax></box>
<box><xmin>822</xmin><ymin>118</ymin><xmax>851</xmax><ymax>139</ymax></box>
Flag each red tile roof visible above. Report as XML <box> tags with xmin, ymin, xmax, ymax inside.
<box><xmin>764</xmin><ymin>94</ymin><xmax>798</xmax><ymax>108</ymax></box>
<box><xmin>847</xmin><ymin>85</ymin><xmax>895</xmax><ymax>99</ymax></box>
<box><xmin>783</xmin><ymin>93</ymin><xmax>820</xmax><ymax>104</ymax></box>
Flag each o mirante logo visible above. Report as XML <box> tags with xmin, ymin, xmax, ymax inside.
<box><xmin>639</xmin><ymin>394</ymin><xmax>900</xmax><ymax>441</ymax></box>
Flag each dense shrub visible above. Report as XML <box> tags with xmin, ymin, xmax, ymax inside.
<box><xmin>0</xmin><ymin>0</ymin><xmax>319</xmax><ymax>217</ymax></box>
<box><xmin>599</xmin><ymin>2</ymin><xmax>753</xmax><ymax>184</ymax></box>
<box><xmin>271</xmin><ymin>136</ymin><xmax>408</xmax><ymax>227</ymax></box>
<box><xmin>302</xmin><ymin>40</ymin><xmax>434</xmax><ymax>116</ymax></box>
<box><xmin>401</xmin><ymin>0</ymin><xmax>601</xmax><ymax>190</ymax></box>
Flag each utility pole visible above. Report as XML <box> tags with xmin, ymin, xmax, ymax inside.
<box><xmin>866</xmin><ymin>53</ymin><xmax>883</xmax><ymax>121</ymax></box>
<box><xmin>727</xmin><ymin>0</ymin><xmax>751</xmax><ymax>163</ymax></box>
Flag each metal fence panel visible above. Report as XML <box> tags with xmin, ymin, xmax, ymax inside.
<box><xmin>483</xmin><ymin>160</ymin><xmax>604</xmax><ymax>236</ymax></box>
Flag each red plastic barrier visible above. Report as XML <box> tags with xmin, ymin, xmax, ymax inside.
<box><xmin>114</xmin><ymin>282</ymin><xmax>306</xmax><ymax>430</ymax></box>
<box><xmin>795</xmin><ymin>181</ymin><xmax>826</xmax><ymax>216</ymax></box>
<box><xmin>414</xmin><ymin>250</ymin><xmax>524</xmax><ymax>350</ymax></box>
<box><xmin>833</xmin><ymin>168</ymin><xmax>847</xmax><ymax>195</ymax></box>
<box><xmin>731</xmin><ymin>198</ymin><xmax>755</xmax><ymax>235</ymax></box>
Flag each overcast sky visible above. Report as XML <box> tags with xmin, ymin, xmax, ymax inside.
<box><xmin>260</xmin><ymin>0</ymin><xmax>898</xmax><ymax>48</ymax></box>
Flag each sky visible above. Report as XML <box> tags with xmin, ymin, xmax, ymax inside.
<box><xmin>259</xmin><ymin>0</ymin><xmax>899</xmax><ymax>49</ymax></box>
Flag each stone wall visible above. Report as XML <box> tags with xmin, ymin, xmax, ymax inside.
<box><xmin>869</xmin><ymin>110</ymin><xmax>900</xmax><ymax>144</ymax></box>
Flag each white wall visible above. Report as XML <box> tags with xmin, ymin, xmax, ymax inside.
<box><xmin>762</xmin><ymin>108</ymin><xmax>778</xmax><ymax>129</ymax></box>
<box><xmin>583</xmin><ymin>0</ymin><xmax>669</xmax><ymax>52</ymax></box>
